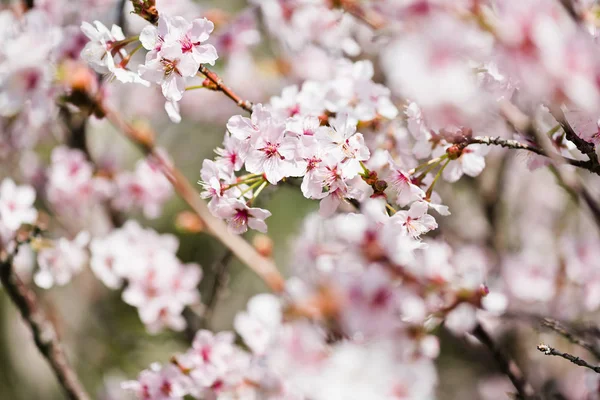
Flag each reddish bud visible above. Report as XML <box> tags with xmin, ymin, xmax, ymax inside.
<box><xmin>175</xmin><ymin>211</ymin><xmax>204</xmax><ymax>233</ymax></box>
<box><xmin>446</xmin><ymin>144</ymin><xmax>463</xmax><ymax>160</ymax></box>
<box><xmin>253</xmin><ymin>234</ymin><xmax>273</xmax><ymax>258</ymax></box>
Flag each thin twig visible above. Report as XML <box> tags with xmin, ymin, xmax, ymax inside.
<box><xmin>338</xmin><ymin>0</ymin><xmax>386</xmax><ymax>30</ymax></box>
<box><xmin>203</xmin><ymin>250</ymin><xmax>233</xmax><ymax>325</ymax></box>
<box><xmin>0</xmin><ymin>243</ymin><xmax>90</xmax><ymax>400</ymax></box>
<box><xmin>183</xmin><ymin>250</ymin><xmax>233</xmax><ymax>341</ymax></box>
<box><xmin>550</xmin><ymin>107</ymin><xmax>600</xmax><ymax>168</ymax></box>
<box><xmin>505</xmin><ymin>312</ymin><xmax>600</xmax><ymax>361</ymax></box>
<box><xmin>472</xmin><ymin>323</ymin><xmax>537</xmax><ymax>399</ymax></box>
<box><xmin>101</xmin><ymin>104</ymin><xmax>285</xmax><ymax>293</ymax></box>
<box><xmin>117</xmin><ymin>0</ymin><xmax>128</xmax><ymax>34</ymax></box>
<box><xmin>498</xmin><ymin>100</ymin><xmax>600</xmax><ymax>231</ymax></box>
<box><xmin>538</xmin><ymin>343</ymin><xmax>600</xmax><ymax>373</ymax></box>
<box><xmin>198</xmin><ymin>65</ymin><xmax>253</xmax><ymax>113</ymax></box>
<box><xmin>469</xmin><ymin>136</ymin><xmax>596</xmax><ymax>172</ymax></box>
<box><xmin>541</xmin><ymin>317</ymin><xmax>600</xmax><ymax>360</ymax></box>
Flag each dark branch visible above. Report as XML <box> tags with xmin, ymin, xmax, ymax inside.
<box><xmin>198</xmin><ymin>65</ymin><xmax>253</xmax><ymax>113</ymax></box>
<box><xmin>469</xmin><ymin>136</ymin><xmax>598</xmax><ymax>173</ymax></box>
<box><xmin>0</xmin><ymin>244</ymin><xmax>90</xmax><ymax>400</ymax></box>
<box><xmin>551</xmin><ymin>108</ymin><xmax>599</xmax><ymax>168</ymax></box>
<box><xmin>183</xmin><ymin>250</ymin><xmax>233</xmax><ymax>341</ymax></box>
<box><xmin>117</xmin><ymin>0</ymin><xmax>128</xmax><ymax>34</ymax></box>
<box><xmin>538</xmin><ymin>343</ymin><xmax>600</xmax><ymax>373</ymax></box>
<box><xmin>472</xmin><ymin>324</ymin><xmax>537</xmax><ymax>399</ymax></box>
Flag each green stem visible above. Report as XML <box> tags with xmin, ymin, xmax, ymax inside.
<box><xmin>547</xmin><ymin>124</ymin><xmax>561</xmax><ymax>138</ymax></box>
<box><xmin>385</xmin><ymin>203</ymin><xmax>397</xmax><ymax>215</ymax></box>
<box><xmin>410</xmin><ymin>154</ymin><xmax>448</xmax><ymax>175</ymax></box>
<box><xmin>238</xmin><ymin>179</ymin><xmax>264</xmax><ymax>198</ymax></box>
<box><xmin>249</xmin><ymin>180</ymin><xmax>269</xmax><ymax>204</ymax></box>
<box><xmin>129</xmin><ymin>43</ymin><xmax>143</xmax><ymax>57</ymax></box>
<box><xmin>359</xmin><ymin>161</ymin><xmax>370</xmax><ymax>176</ymax></box>
<box><xmin>425</xmin><ymin>159</ymin><xmax>450</xmax><ymax>199</ymax></box>
<box><xmin>185</xmin><ymin>85</ymin><xmax>207</xmax><ymax>91</ymax></box>
<box><xmin>415</xmin><ymin>158</ymin><xmax>444</xmax><ymax>180</ymax></box>
<box><xmin>225</xmin><ymin>176</ymin><xmax>263</xmax><ymax>190</ymax></box>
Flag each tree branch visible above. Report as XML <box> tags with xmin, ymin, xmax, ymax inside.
<box><xmin>540</xmin><ymin>317</ymin><xmax>600</xmax><ymax>360</ymax></box>
<box><xmin>338</xmin><ymin>0</ymin><xmax>386</xmax><ymax>30</ymax></box>
<box><xmin>198</xmin><ymin>65</ymin><xmax>253</xmax><ymax>113</ymax></box>
<box><xmin>537</xmin><ymin>343</ymin><xmax>600</xmax><ymax>373</ymax></box>
<box><xmin>469</xmin><ymin>136</ymin><xmax>597</xmax><ymax>172</ymax></box>
<box><xmin>183</xmin><ymin>250</ymin><xmax>233</xmax><ymax>341</ymax></box>
<box><xmin>472</xmin><ymin>324</ymin><xmax>537</xmax><ymax>399</ymax></box>
<box><xmin>550</xmin><ymin>108</ymin><xmax>600</xmax><ymax>168</ymax></box>
<box><xmin>101</xmin><ymin>104</ymin><xmax>285</xmax><ymax>293</ymax></box>
<box><xmin>0</xmin><ymin>243</ymin><xmax>90</xmax><ymax>400</ymax></box>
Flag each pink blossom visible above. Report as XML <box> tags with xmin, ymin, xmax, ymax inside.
<box><xmin>113</xmin><ymin>152</ymin><xmax>173</xmax><ymax>219</ymax></box>
<box><xmin>391</xmin><ymin>201</ymin><xmax>438</xmax><ymax>238</ymax></box>
<box><xmin>234</xmin><ymin>294</ymin><xmax>282</xmax><ymax>355</ymax></box>
<box><xmin>0</xmin><ymin>178</ymin><xmax>37</xmax><ymax>232</ymax></box>
<box><xmin>214</xmin><ymin>199</ymin><xmax>272</xmax><ymax>234</ymax></box>
<box><xmin>35</xmin><ymin>231</ymin><xmax>90</xmax><ymax>289</ymax></box>
<box><xmin>245</xmin><ymin>116</ymin><xmax>302</xmax><ymax>184</ymax></box>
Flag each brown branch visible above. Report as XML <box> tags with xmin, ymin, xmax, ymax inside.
<box><xmin>540</xmin><ymin>317</ymin><xmax>600</xmax><ymax>360</ymax></box>
<box><xmin>183</xmin><ymin>250</ymin><xmax>233</xmax><ymax>341</ymax></box>
<box><xmin>472</xmin><ymin>324</ymin><xmax>537</xmax><ymax>399</ymax></box>
<box><xmin>338</xmin><ymin>0</ymin><xmax>386</xmax><ymax>30</ymax></box>
<box><xmin>101</xmin><ymin>104</ymin><xmax>285</xmax><ymax>293</ymax></box>
<box><xmin>0</xmin><ymin>244</ymin><xmax>90</xmax><ymax>400</ymax></box>
<box><xmin>198</xmin><ymin>65</ymin><xmax>253</xmax><ymax>113</ymax></box>
<box><xmin>469</xmin><ymin>136</ymin><xmax>597</xmax><ymax>172</ymax></box>
<box><xmin>550</xmin><ymin>107</ymin><xmax>600</xmax><ymax>168</ymax></box>
<box><xmin>202</xmin><ymin>250</ymin><xmax>233</xmax><ymax>325</ymax></box>
<box><xmin>537</xmin><ymin>343</ymin><xmax>600</xmax><ymax>373</ymax></box>
<box><xmin>498</xmin><ymin>100</ymin><xmax>600</xmax><ymax>230</ymax></box>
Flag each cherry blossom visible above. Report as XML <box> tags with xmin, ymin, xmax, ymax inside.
<box><xmin>35</xmin><ymin>231</ymin><xmax>90</xmax><ymax>289</ymax></box>
<box><xmin>214</xmin><ymin>199</ymin><xmax>272</xmax><ymax>234</ymax></box>
<box><xmin>0</xmin><ymin>178</ymin><xmax>38</xmax><ymax>232</ymax></box>
<box><xmin>113</xmin><ymin>153</ymin><xmax>173</xmax><ymax>219</ymax></box>
<box><xmin>391</xmin><ymin>201</ymin><xmax>438</xmax><ymax>238</ymax></box>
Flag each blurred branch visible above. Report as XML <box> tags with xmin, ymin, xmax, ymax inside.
<box><xmin>469</xmin><ymin>136</ymin><xmax>598</xmax><ymax>173</ymax></box>
<box><xmin>472</xmin><ymin>324</ymin><xmax>537</xmax><ymax>399</ymax></box>
<box><xmin>338</xmin><ymin>0</ymin><xmax>386</xmax><ymax>30</ymax></box>
<box><xmin>550</xmin><ymin>107</ymin><xmax>600</xmax><ymax>168</ymax></box>
<box><xmin>60</xmin><ymin>104</ymin><xmax>125</xmax><ymax>228</ymax></box>
<box><xmin>117</xmin><ymin>0</ymin><xmax>128</xmax><ymax>33</ymax></box>
<box><xmin>0</xmin><ymin>241</ymin><xmax>90</xmax><ymax>400</ymax></box>
<box><xmin>23</xmin><ymin>0</ymin><xmax>34</xmax><ymax>10</ymax></box>
<box><xmin>183</xmin><ymin>250</ymin><xmax>233</xmax><ymax>341</ymax></box>
<box><xmin>498</xmin><ymin>100</ymin><xmax>600</xmax><ymax>230</ymax></box>
<box><xmin>504</xmin><ymin>312</ymin><xmax>600</xmax><ymax>361</ymax></box>
<box><xmin>202</xmin><ymin>250</ymin><xmax>233</xmax><ymax>325</ymax></box>
<box><xmin>537</xmin><ymin>343</ymin><xmax>600</xmax><ymax>373</ymax></box>
<box><xmin>198</xmin><ymin>65</ymin><xmax>253</xmax><ymax>112</ymax></box>
<box><xmin>541</xmin><ymin>317</ymin><xmax>600</xmax><ymax>360</ymax></box>
<box><xmin>101</xmin><ymin>104</ymin><xmax>285</xmax><ymax>293</ymax></box>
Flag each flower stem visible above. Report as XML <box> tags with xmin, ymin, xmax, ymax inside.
<box><xmin>359</xmin><ymin>160</ymin><xmax>370</xmax><ymax>176</ymax></box>
<box><xmin>225</xmin><ymin>176</ymin><xmax>263</xmax><ymax>190</ymax></box>
<box><xmin>410</xmin><ymin>154</ymin><xmax>448</xmax><ymax>175</ymax></box>
<box><xmin>385</xmin><ymin>203</ymin><xmax>397</xmax><ymax>215</ymax></box>
<box><xmin>239</xmin><ymin>179</ymin><xmax>264</xmax><ymax>198</ymax></box>
<box><xmin>425</xmin><ymin>159</ymin><xmax>450</xmax><ymax>199</ymax></box>
<box><xmin>185</xmin><ymin>85</ymin><xmax>207</xmax><ymax>91</ymax></box>
<box><xmin>250</xmin><ymin>180</ymin><xmax>269</xmax><ymax>204</ymax></box>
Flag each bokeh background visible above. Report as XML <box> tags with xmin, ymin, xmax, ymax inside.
<box><xmin>2</xmin><ymin>0</ymin><xmax>600</xmax><ymax>399</ymax></box>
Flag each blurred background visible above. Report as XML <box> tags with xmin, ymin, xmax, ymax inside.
<box><xmin>2</xmin><ymin>0</ymin><xmax>600</xmax><ymax>399</ymax></box>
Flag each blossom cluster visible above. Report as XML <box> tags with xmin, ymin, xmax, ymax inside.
<box><xmin>90</xmin><ymin>220</ymin><xmax>202</xmax><ymax>333</ymax></box>
<box><xmin>3</xmin><ymin>0</ymin><xmax>600</xmax><ymax>399</ymax></box>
